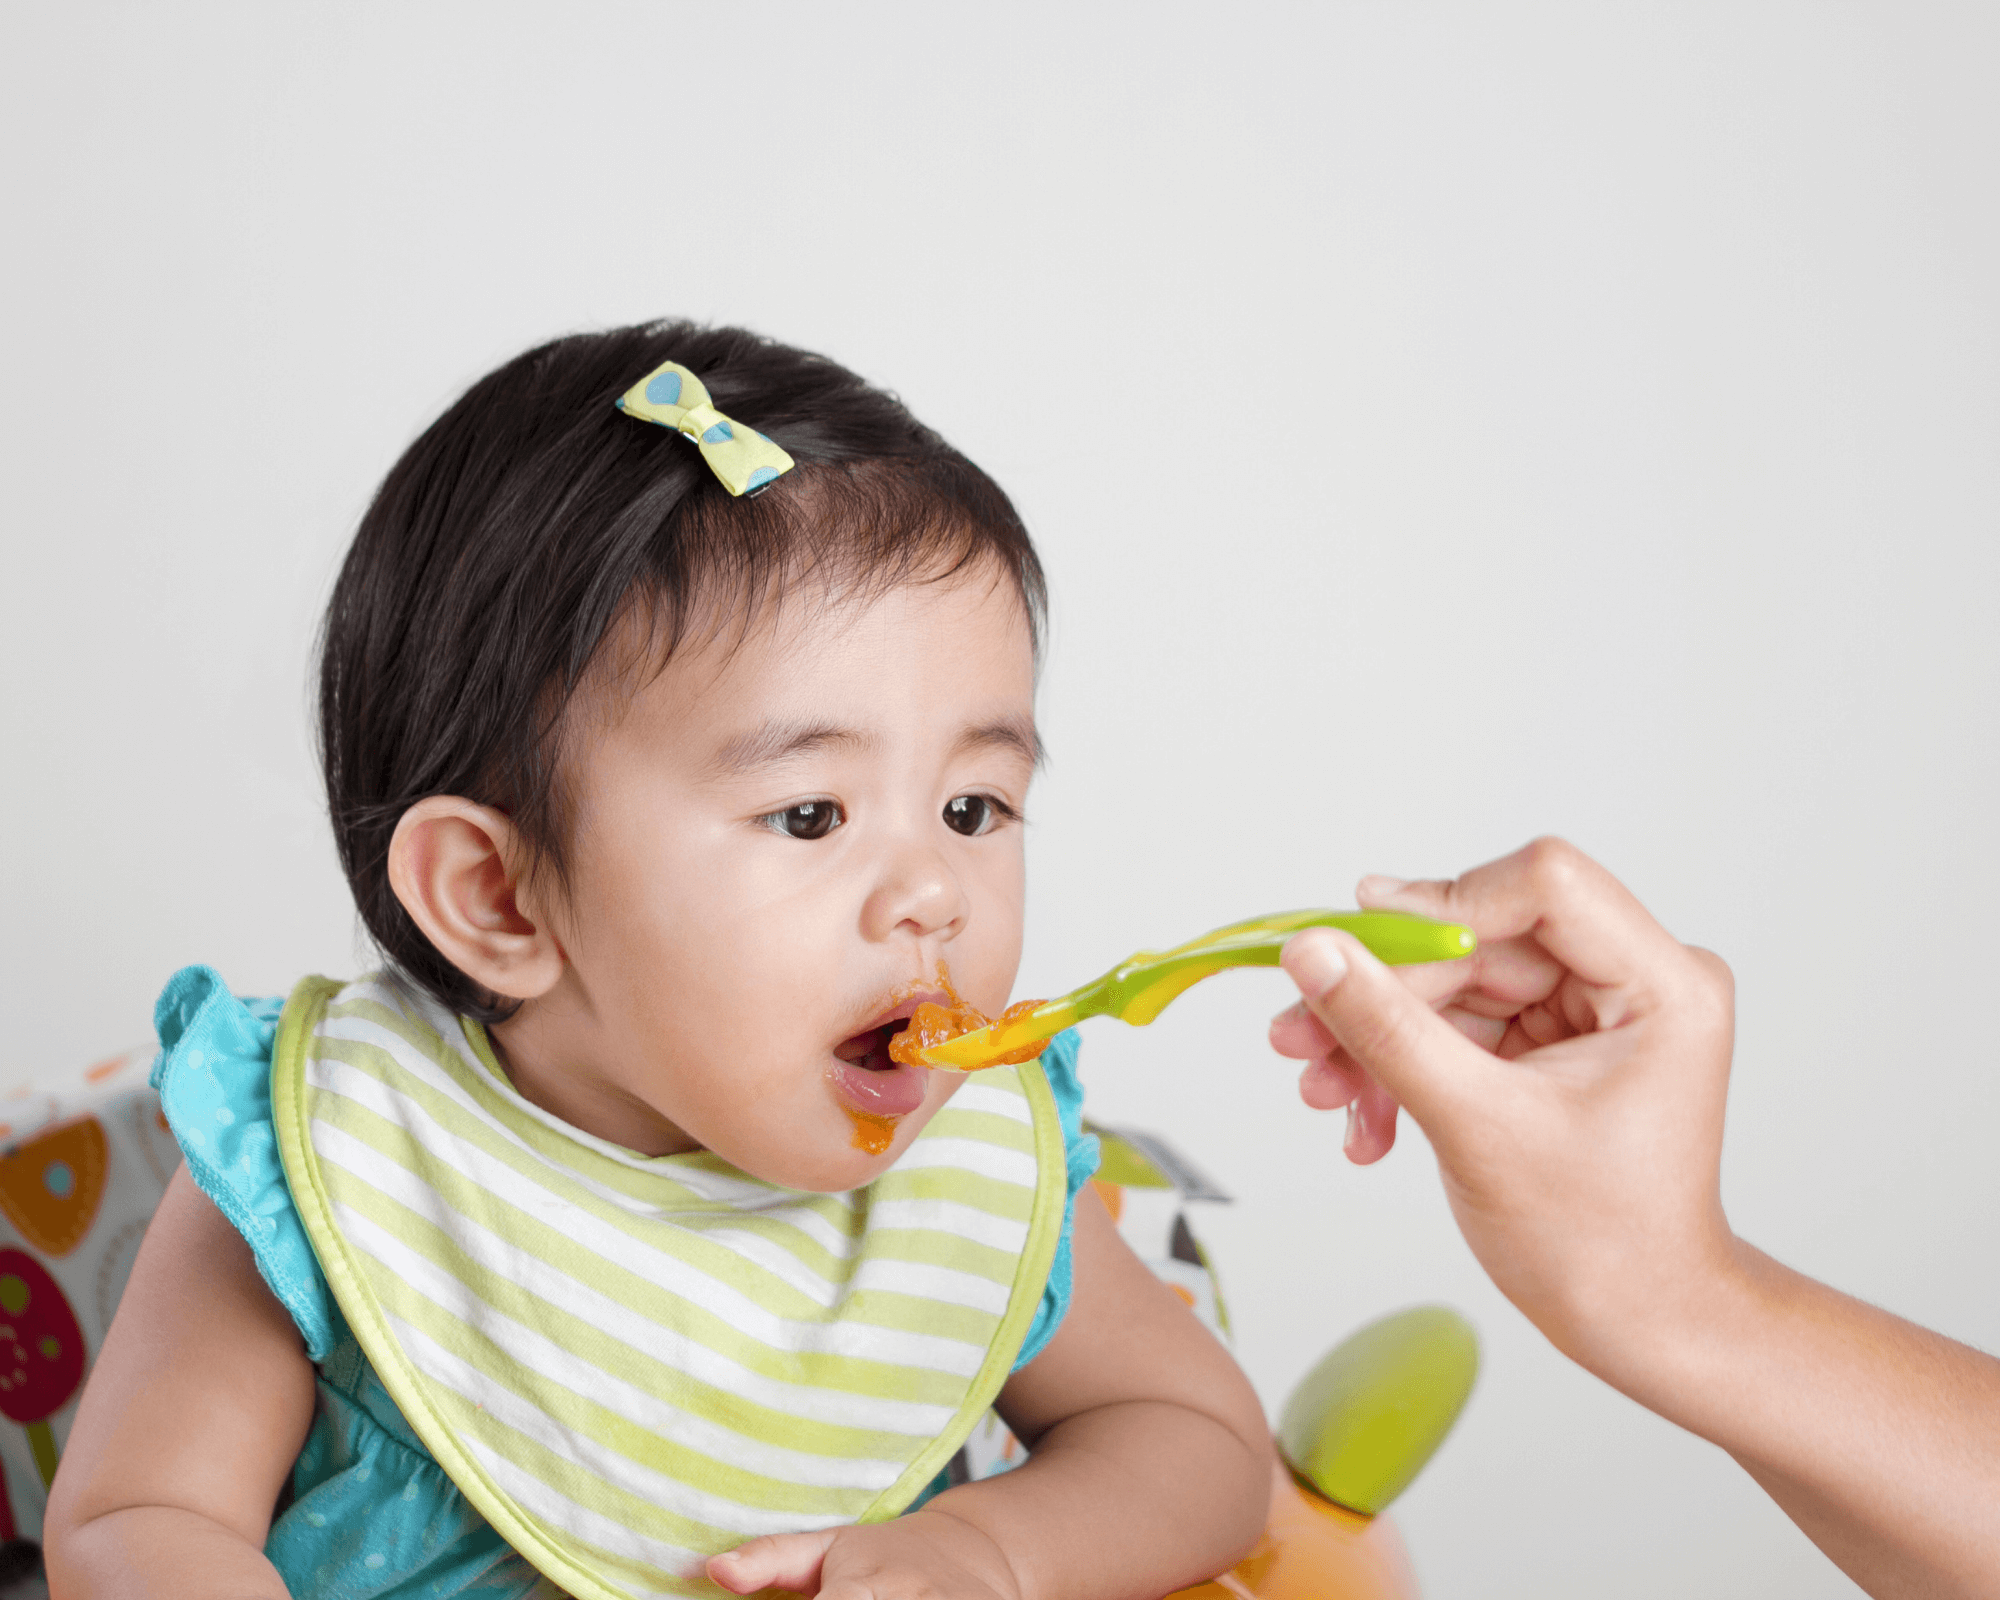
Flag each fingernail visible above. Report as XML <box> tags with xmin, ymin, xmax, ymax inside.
<box><xmin>1344</xmin><ymin>1098</ymin><xmax>1362</xmax><ymax>1155</ymax></box>
<box><xmin>1284</xmin><ymin>931</ymin><xmax>1348</xmax><ymax>997</ymax></box>
<box><xmin>1356</xmin><ymin>875</ymin><xmax>1409</xmax><ymax>902</ymax></box>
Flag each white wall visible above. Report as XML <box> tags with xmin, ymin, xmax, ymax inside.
<box><xmin>4</xmin><ymin>5</ymin><xmax>1995</xmax><ymax>1594</ymax></box>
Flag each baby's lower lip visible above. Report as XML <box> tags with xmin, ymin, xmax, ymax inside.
<box><xmin>828</xmin><ymin>1022</ymin><xmax>930</xmax><ymax>1118</ymax></box>
<box><xmin>828</xmin><ymin>1056</ymin><xmax>929</xmax><ymax>1117</ymax></box>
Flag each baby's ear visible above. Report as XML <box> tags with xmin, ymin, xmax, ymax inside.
<box><xmin>387</xmin><ymin>797</ymin><xmax>564</xmax><ymax>1002</ymax></box>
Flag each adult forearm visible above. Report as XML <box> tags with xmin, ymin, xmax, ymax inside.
<box><xmin>1600</xmin><ymin>1241</ymin><xmax>2000</xmax><ymax>1599</ymax></box>
<box><xmin>45</xmin><ymin>1505</ymin><xmax>291</xmax><ymax>1600</ymax></box>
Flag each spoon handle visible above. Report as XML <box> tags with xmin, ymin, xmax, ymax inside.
<box><xmin>920</xmin><ymin>910</ymin><xmax>1475</xmax><ymax>1069</ymax></box>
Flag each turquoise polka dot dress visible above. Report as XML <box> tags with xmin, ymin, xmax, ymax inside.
<box><xmin>150</xmin><ymin>966</ymin><xmax>1097</xmax><ymax>1600</ymax></box>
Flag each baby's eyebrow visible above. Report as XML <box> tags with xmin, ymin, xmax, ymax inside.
<box><xmin>955</xmin><ymin>717</ymin><xmax>1046</xmax><ymax>770</ymax></box>
<box><xmin>712</xmin><ymin>720</ymin><xmax>875</xmax><ymax>775</ymax></box>
<box><xmin>710</xmin><ymin>716</ymin><xmax>1044</xmax><ymax>776</ymax></box>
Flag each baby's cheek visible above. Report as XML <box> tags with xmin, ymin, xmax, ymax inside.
<box><xmin>677</xmin><ymin>1010</ymin><xmax>829</xmax><ymax>1125</ymax></box>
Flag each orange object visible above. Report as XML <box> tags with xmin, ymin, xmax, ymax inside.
<box><xmin>888</xmin><ymin>986</ymin><xmax>1049</xmax><ymax>1070</ymax></box>
<box><xmin>845</xmin><ymin>1108</ymin><xmax>899</xmax><ymax>1155</ymax></box>
<box><xmin>0</xmin><ymin>1116</ymin><xmax>108</xmax><ymax>1257</ymax></box>
<box><xmin>83</xmin><ymin>1051</ymin><xmax>140</xmax><ymax>1085</ymax></box>
<box><xmin>860</xmin><ymin>971</ymin><xmax>1048</xmax><ymax>1147</ymax></box>
<box><xmin>1167</xmin><ymin>1464</ymin><xmax>1419</xmax><ymax>1600</ymax></box>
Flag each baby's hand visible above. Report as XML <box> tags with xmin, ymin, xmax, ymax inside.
<box><xmin>707</xmin><ymin>1508</ymin><xmax>1021</xmax><ymax>1600</ymax></box>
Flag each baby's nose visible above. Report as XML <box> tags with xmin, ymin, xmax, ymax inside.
<box><xmin>860</xmin><ymin>845</ymin><xmax>968</xmax><ymax>944</ymax></box>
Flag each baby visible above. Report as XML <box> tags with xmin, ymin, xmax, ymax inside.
<box><xmin>44</xmin><ymin>324</ymin><xmax>1271</xmax><ymax>1600</ymax></box>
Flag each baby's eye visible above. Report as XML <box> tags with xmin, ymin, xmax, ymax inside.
<box><xmin>943</xmin><ymin>794</ymin><xmax>1015</xmax><ymax>837</ymax></box>
<box><xmin>761</xmin><ymin>800</ymin><xmax>844</xmax><ymax>841</ymax></box>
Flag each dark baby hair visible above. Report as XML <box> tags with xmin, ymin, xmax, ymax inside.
<box><xmin>318</xmin><ymin>320</ymin><xmax>1046</xmax><ymax>1021</ymax></box>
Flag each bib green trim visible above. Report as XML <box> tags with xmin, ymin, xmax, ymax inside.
<box><xmin>272</xmin><ymin>975</ymin><xmax>1066</xmax><ymax>1600</ymax></box>
<box><xmin>864</xmin><ymin>1049</ymin><xmax>1064</xmax><ymax>1524</ymax></box>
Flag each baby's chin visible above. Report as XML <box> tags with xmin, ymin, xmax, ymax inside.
<box><xmin>697</xmin><ymin>1081</ymin><xmax>959</xmax><ymax>1193</ymax></box>
<box><xmin>709</xmin><ymin>1134</ymin><xmax>905</xmax><ymax>1194</ymax></box>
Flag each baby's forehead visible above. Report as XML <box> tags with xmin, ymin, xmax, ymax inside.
<box><xmin>605</xmin><ymin>551</ymin><xmax>1033</xmax><ymax>670</ymax></box>
<box><xmin>581</xmin><ymin>570</ymin><xmax>1039</xmax><ymax>766</ymax></box>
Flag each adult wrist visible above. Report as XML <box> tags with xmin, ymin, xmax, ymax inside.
<box><xmin>1580</xmin><ymin>1233</ymin><xmax>1776</xmax><ymax>1440</ymax></box>
<box><xmin>1536</xmin><ymin>1220</ymin><xmax>1759</xmax><ymax>1420</ymax></box>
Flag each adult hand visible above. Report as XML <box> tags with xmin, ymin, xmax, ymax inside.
<box><xmin>1268</xmin><ymin>836</ymin><xmax>1735</xmax><ymax>1378</ymax></box>
<box><xmin>1270</xmin><ymin>837</ymin><xmax>2000</xmax><ymax>1600</ymax></box>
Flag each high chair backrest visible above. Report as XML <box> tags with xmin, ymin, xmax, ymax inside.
<box><xmin>0</xmin><ymin>1046</ymin><xmax>175</xmax><ymax>1556</ymax></box>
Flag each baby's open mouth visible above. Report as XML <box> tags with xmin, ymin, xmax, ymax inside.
<box><xmin>833</xmin><ymin>1018</ymin><xmax>915</xmax><ymax>1074</ymax></box>
<box><xmin>833</xmin><ymin>991</ymin><xmax>944</xmax><ymax>1074</ymax></box>
<box><xmin>828</xmin><ymin>989</ymin><xmax>951</xmax><ymax>1141</ymax></box>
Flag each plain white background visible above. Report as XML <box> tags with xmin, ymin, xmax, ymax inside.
<box><xmin>3</xmin><ymin>5</ymin><xmax>1996</xmax><ymax>1595</ymax></box>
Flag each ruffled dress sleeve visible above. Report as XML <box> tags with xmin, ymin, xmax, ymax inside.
<box><xmin>146</xmin><ymin>968</ymin><xmax>1093</xmax><ymax>1574</ymax></box>
<box><xmin>151</xmin><ymin>967</ymin><xmax>544</xmax><ymax>1600</ymax></box>
<box><xmin>151</xmin><ymin>964</ymin><xmax>338</xmax><ymax>1358</ymax></box>
<box><xmin>1010</xmin><ymin>1029</ymin><xmax>1100</xmax><ymax>1371</ymax></box>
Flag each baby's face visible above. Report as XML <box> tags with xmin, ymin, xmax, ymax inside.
<box><xmin>494</xmin><ymin>566</ymin><xmax>1038</xmax><ymax>1192</ymax></box>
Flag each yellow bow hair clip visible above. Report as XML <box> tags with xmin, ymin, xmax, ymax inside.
<box><xmin>614</xmin><ymin>360</ymin><xmax>795</xmax><ymax>497</ymax></box>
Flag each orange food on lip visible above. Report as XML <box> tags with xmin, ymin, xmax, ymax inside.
<box><xmin>888</xmin><ymin>996</ymin><xmax>1049</xmax><ymax>1069</ymax></box>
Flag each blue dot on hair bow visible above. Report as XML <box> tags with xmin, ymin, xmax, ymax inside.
<box><xmin>645</xmin><ymin>371</ymin><xmax>684</xmax><ymax>406</ymax></box>
<box><xmin>700</xmin><ymin>420</ymin><xmax>734</xmax><ymax>445</ymax></box>
<box><xmin>747</xmin><ymin>466</ymin><xmax>779</xmax><ymax>490</ymax></box>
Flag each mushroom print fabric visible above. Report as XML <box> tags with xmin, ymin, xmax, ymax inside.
<box><xmin>0</xmin><ymin>1252</ymin><xmax>84</xmax><ymax>1488</ymax></box>
<box><xmin>0</xmin><ymin>1045</ymin><xmax>183</xmax><ymax>1545</ymax></box>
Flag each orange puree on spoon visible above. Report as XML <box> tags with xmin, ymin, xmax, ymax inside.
<box><xmin>840</xmin><ymin>974</ymin><xmax>1049</xmax><ymax>1156</ymax></box>
<box><xmin>888</xmin><ymin>994</ymin><xmax>1050</xmax><ymax>1069</ymax></box>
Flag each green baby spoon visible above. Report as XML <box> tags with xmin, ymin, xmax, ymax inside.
<box><xmin>916</xmin><ymin>908</ymin><xmax>1476</xmax><ymax>1070</ymax></box>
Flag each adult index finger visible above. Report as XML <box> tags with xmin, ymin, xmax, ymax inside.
<box><xmin>1358</xmin><ymin>837</ymin><xmax>1684</xmax><ymax>995</ymax></box>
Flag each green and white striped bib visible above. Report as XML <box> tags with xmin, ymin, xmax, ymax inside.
<box><xmin>271</xmin><ymin>975</ymin><xmax>1065</xmax><ymax>1600</ymax></box>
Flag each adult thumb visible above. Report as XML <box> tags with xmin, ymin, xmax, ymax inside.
<box><xmin>1280</xmin><ymin>927</ymin><xmax>1492</xmax><ymax>1137</ymax></box>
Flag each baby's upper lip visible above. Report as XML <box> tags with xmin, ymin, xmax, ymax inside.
<box><xmin>845</xmin><ymin>989</ymin><xmax>951</xmax><ymax>1044</ymax></box>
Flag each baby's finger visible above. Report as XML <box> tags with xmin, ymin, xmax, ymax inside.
<box><xmin>708</xmin><ymin>1530</ymin><xmax>836</xmax><ymax>1595</ymax></box>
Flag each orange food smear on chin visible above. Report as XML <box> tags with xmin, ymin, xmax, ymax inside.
<box><xmin>845</xmin><ymin>1108</ymin><xmax>899</xmax><ymax>1155</ymax></box>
